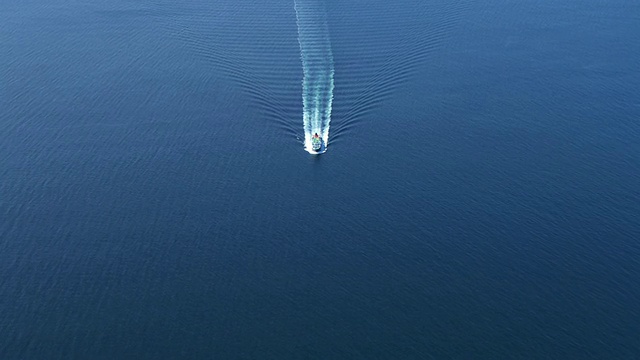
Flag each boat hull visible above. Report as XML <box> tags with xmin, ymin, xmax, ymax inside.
<box><xmin>311</xmin><ymin>138</ymin><xmax>323</xmax><ymax>152</ymax></box>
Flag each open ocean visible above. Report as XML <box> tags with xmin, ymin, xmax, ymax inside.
<box><xmin>2</xmin><ymin>0</ymin><xmax>639</xmax><ymax>358</ymax></box>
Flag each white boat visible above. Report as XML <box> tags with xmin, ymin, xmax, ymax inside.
<box><xmin>311</xmin><ymin>133</ymin><xmax>322</xmax><ymax>152</ymax></box>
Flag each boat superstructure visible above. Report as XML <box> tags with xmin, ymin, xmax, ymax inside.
<box><xmin>311</xmin><ymin>133</ymin><xmax>322</xmax><ymax>152</ymax></box>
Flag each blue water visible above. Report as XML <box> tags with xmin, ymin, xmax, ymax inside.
<box><xmin>2</xmin><ymin>0</ymin><xmax>640</xmax><ymax>358</ymax></box>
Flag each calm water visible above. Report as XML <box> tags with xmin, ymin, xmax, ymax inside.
<box><xmin>2</xmin><ymin>0</ymin><xmax>640</xmax><ymax>358</ymax></box>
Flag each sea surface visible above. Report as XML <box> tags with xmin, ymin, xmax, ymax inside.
<box><xmin>2</xmin><ymin>0</ymin><xmax>640</xmax><ymax>358</ymax></box>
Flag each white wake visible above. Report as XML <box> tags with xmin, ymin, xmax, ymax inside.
<box><xmin>294</xmin><ymin>0</ymin><xmax>335</xmax><ymax>153</ymax></box>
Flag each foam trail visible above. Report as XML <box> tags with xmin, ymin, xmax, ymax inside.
<box><xmin>294</xmin><ymin>0</ymin><xmax>334</xmax><ymax>153</ymax></box>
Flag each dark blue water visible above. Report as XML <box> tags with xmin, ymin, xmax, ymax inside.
<box><xmin>2</xmin><ymin>0</ymin><xmax>640</xmax><ymax>358</ymax></box>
